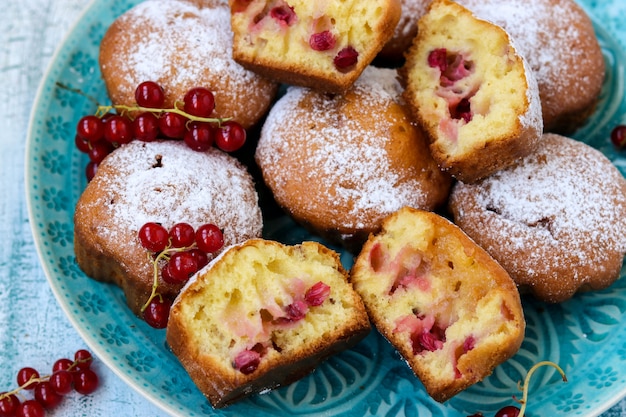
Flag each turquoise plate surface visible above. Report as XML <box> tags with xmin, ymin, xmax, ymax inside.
<box><xmin>25</xmin><ymin>0</ymin><xmax>626</xmax><ymax>415</ymax></box>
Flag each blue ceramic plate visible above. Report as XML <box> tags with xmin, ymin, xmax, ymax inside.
<box><xmin>25</xmin><ymin>0</ymin><xmax>626</xmax><ymax>415</ymax></box>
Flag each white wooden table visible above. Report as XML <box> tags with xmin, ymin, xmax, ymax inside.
<box><xmin>1</xmin><ymin>0</ymin><xmax>625</xmax><ymax>416</ymax></box>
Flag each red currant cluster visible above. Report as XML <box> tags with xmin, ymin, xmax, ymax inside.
<box><xmin>138</xmin><ymin>222</ymin><xmax>224</xmax><ymax>329</ymax></box>
<box><xmin>74</xmin><ymin>81</ymin><xmax>247</xmax><ymax>181</ymax></box>
<box><xmin>610</xmin><ymin>124</ymin><xmax>626</xmax><ymax>148</ymax></box>
<box><xmin>0</xmin><ymin>350</ymin><xmax>98</xmax><ymax>417</ymax></box>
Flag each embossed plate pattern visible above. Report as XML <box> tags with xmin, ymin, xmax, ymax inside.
<box><xmin>25</xmin><ymin>0</ymin><xmax>626</xmax><ymax>415</ymax></box>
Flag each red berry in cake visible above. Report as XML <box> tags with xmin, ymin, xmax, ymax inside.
<box><xmin>15</xmin><ymin>399</ymin><xmax>45</xmax><ymax>417</ymax></box>
<box><xmin>309</xmin><ymin>31</ymin><xmax>336</xmax><ymax>51</ymax></box>
<box><xmin>233</xmin><ymin>349</ymin><xmax>261</xmax><ymax>375</ymax></box>
<box><xmin>142</xmin><ymin>296</ymin><xmax>172</xmax><ymax>329</ymax></box>
<box><xmin>168</xmin><ymin>223</ymin><xmax>196</xmax><ymax>248</ymax></box>
<box><xmin>183</xmin><ymin>87</ymin><xmax>215</xmax><ymax>118</ymax></box>
<box><xmin>103</xmin><ymin>115</ymin><xmax>133</xmax><ymax>145</ymax></box>
<box><xmin>215</xmin><ymin>121</ymin><xmax>246</xmax><ymax>152</ymax></box>
<box><xmin>158</xmin><ymin>112</ymin><xmax>188</xmax><ymax>139</ymax></box>
<box><xmin>270</xmin><ymin>5</ymin><xmax>297</xmax><ymax>26</ymax></box>
<box><xmin>304</xmin><ymin>281</ymin><xmax>330</xmax><ymax>306</ymax></box>
<box><xmin>138</xmin><ymin>222</ymin><xmax>169</xmax><ymax>252</ymax></box>
<box><xmin>610</xmin><ymin>125</ymin><xmax>626</xmax><ymax>148</ymax></box>
<box><xmin>0</xmin><ymin>392</ymin><xmax>19</xmax><ymax>417</ymax></box>
<box><xmin>495</xmin><ymin>406</ymin><xmax>520</xmax><ymax>417</ymax></box>
<box><xmin>452</xmin><ymin>98</ymin><xmax>473</xmax><ymax>123</ymax></box>
<box><xmin>285</xmin><ymin>300</ymin><xmax>309</xmax><ymax>321</ymax></box>
<box><xmin>167</xmin><ymin>252</ymin><xmax>198</xmax><ymax>283</ymax></box>
<box><xmin>132</xmin><ymin>112</ymin><xmax>160</xmax><ymax>142</ymax></box>
<box><xmin>195</xmin><ymin>224</ymin><xmax>224</xmax><ymax>253</ymax></box>
<box><xmin>334</xmin><ymin>46</ymin><xmax>359</xmax><ymax>70</ymax></box>
<box><xmin>76</xmin><ymin>115</ymin><xmax>104</xmax><ymax>143</ymax></box>
<box><xmin>428</xmin><ymin>48</ymin><xmax>448</xmax><ymax>71</ymax></box>
<box><xmin>73</xmin><ymin>369</ymin><xmax>99</xmax><ymax>395</ymax></box>
<box><xmin>184</xmin><ymin>122</ymin><xmax>214</xmax><ymax>151</ymax></box>
<box><xmin>135</xmin><ymin>80</ymin><xmax>165</xmax><ymax>108</ymax></box>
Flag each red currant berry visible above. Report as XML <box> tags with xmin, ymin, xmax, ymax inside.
<box><xmin>103</xmin><ymin>115</ymin><xmax>133</xmax><ymax>145</ymax></box>
<box><xmin>195</xmin><ymin>224</ymin><xmax>224</xmax><ymax>253</ymax></box>
<box><xmin>215</xmin><ymin>121</ymin><xmax>246</xmax><ymax>152</ymax></box>
<box><xmin>167</xmin><ymin>252</ymin><xmax>198</xmax><ymax>283</ymax></box>
<box><xmin>76</xmin><ymin>115</ymin><xmax>104</xmax><ymax>143</ymax></box>
<box><xmin>17</xmin><ymin>367</ymin><xmax>39</xmax><ymax>389</ymax></box>
<box><xmin>188</xmin><ymin>248</ymin><xmax>209</xmax><ymax>270</ymax></box>
<box><xmin>74</xmin><ymin>350</ymin><xmax>93</xmax><ymax>370</ymax></box>
<box><xmin>87</xmin><ymin>140</ymin><xmax>114</xmax><ymax>164</ymax></box>
<box><xmin>495</xmin><ymin>406</ymin><xmax>520</xmax><ymax>417</ymax></box>
<box><xmin>143</xmin><ymin>297</ymin><xmax>172</xmax><ymax>329</ymax></box>
<box><xmin>135</xmin><ymin>81</ymin><xmax>165</xmax><ymax>108</ymax></box>
<box><xmin>49</xmin><ymin>370</ymin><xmax>73</xmax><ymax>395</ymax></box>
<box><xmin>184</xmin><ymin>122</ymin><xmax>214</xmax><ymax>151</ymax></box>
<box><xmin>183</xmin><ymin>87</ymin><xmax>215</xmax><ymax>118</ymax></box>
<box><xmin>159</xmin><ymin>112</ymin><xmax>188</xmax><ymax>139</ymax></box>
<box><xmin>73</xmin><ymin>369</ymin><xmax>99</xmax><ymax>395</ymax></box>
<box><xmin>34</xmin><ymin>381</ymin><xmax>63</xmax><ymax>409</ymax></box>
<box><xmin>132</xmin><ymin>112</ymin><xmax>160</xmax><ymax>142</ymax></box>
<box><xmin>160</xmin><ymin>262</ymin><xmax>177</xmax><ymax>285</ymax></box>
<box><xmin>334</xmin><ymin>46</ymin><xmax>359</xmax><ymax>70</ymax></box>
<box><xmin>0</xmin><ymin>392</ymin><xmax>20</xmax><ymax>417</ymax></box>
<box><xmin>52</xmin><ymin>358</ymin><xmax>74</xmax><ymax>373</ymax></box>
<box><xmin>309</xmin><ymin>31</ymin><xmax>336</xmax><ymax>51</ymax></box>
<box><xmin>169</xmin><ymin>223</ymin><xmax>195</xmax><ymax>248</ymax></box>
<box><xmin>75</xmin><ymin>134</ymin><xmax>92</xmax><ymax>153</ymax></box>
<box><xmin>610</xmin><ymin>125</ymin><xmax>626</xmax><ymax>148</ymax></box>
<box><xmin>138</xmin><ymin>222</ymin><xmax>169</xmax><ymax>252</ymax></box>
<box><xmin>86</xmin><ymin>161</ymin><xmax>98</xmax><ymax>182</ymax></box>
<box><xmin>15</xmin><ymin>400</ymin><xmax>45</xmax><ymax>417</ymax></box>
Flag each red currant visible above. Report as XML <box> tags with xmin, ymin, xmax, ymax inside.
<box><xmin>159</xmin><ymin>112</ymin><xmax>188</xmax><ymax>139</ymax></box>
<box><xmin>143</xmin><ymin>296</ymin><xmax>172</xmax><ymax>329</ymax></box>
<box><xmin>73</xmin><ymin>369</ymin><xmax>99</xmax><ymax>395</ymax></box>
<box><xmin>52</xmin><ymin>358</ymin><xmax>74</xmax><ymax>373</ymax></box>
<box><xmin>75</xmin><ymin>134</ymin><xmax>91</xmax><ymax>153</ymax></box>
<box><xmin>169</xmin><ymin>223</ymin><xmax>195</xmax><ymax>248</ymax></box>
<box><xmin>195</xmin><ymin>224</ymin><xmax>224</xmax><ymax>253</ymax></box>
<box><xmin>49</xmin><ymin>370</ymin><xmax>73</xmax><ymax>395</ymax></box>
<box><xmin>76</xmin><ymin>115</ymin><xmax>104</xmax><ymax>143</ymax></box>
<box><xmin>495</xmin><ymin>406</ymin><xmax>520</xmax><ymax>417</ymax></box>
<box><xmin>160</xmin><ymin>263</ymin><xmax>177</xmax><ymax>285</ymax></box>
<box><xmin>188</xmin><ymin>248</ymin><xmax>209</xmax><ymax>270</ymax></box>
<box><xmin>87</xmin><ymin>141</ymin><xmax>114</xmax><ymax>164</ymax></box>
<box><xmin>183</xmin><ymin>87</ymin><xmax>215</xmax><ymax>118</ymax></box>
<box><xmin>167</xmin><ymin>252</ymin><xmax>198</xmax><ymax>283</ymax></box>
<box><xmin>85</xmin><ymin>161</ymin><xmax>98</xmax><ymax>182</ymax></box>
<box><xmin>334</xmin><ymin>46</ymin><xmax>358</xmax><ymax>70</ymax></box>
<box><xmin>74</xmin><ymin>350</ymin><xmax>93</xmax><ymax>370</ymax></box>
<box><xmin>132</xmin><ymin>112</ymin><xmax>160</xmax><ymax>142</ymax></box>
<box><xmin>309</xmin><ymin>31</ymin><xmax>336</xmax><ymax>51</ymax></box>
<box><xmin>15</xmin><ymin>400</ymin><xmax>45</xmax><ymax>417</ymax></box>
<box><xmin>135</xmin><ymin>81</ymin><xmax>165</xmax><ymax>108</ymax></box>
<box><xmin>215</xmin><ymin>121</ymin><xmax>246</xmax><ymax>152</ymax></box>
<box><xmin>184</xmin><ymin>122</ymin><xmax>214</xmax><ymax>151</ymax></box>
<box><xmin>138</xmin><ymin>222</ymin><xmax>169</xmax><ymax>252</ymax></box>
<box><xmin>17</xmin><ymin>368</ymin><xmax>39</xmax><ymax>390</ymax></box>
<box><xmin>103</xmin><ymin>115</ymin><xmax>133</xmax><ymax>145</ymax></box>
<box><xmin>610</xmin><ymin>125</ymin><xmax>626</xmax><ymax>148</ymax></box>
<box><xmin>0</xmin><ymin>393</ymin><xmax>20</xmax><ymax>417</ymax></box>
<box><xmin>34</xmin><ymin>381</ymin><xmax>63</xmax><ymax>409</ymax></box>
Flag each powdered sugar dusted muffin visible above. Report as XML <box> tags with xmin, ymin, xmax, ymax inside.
<box><xmin>351</xmin><ymin>207</ymin><xmax>525</xmax><ymax>402</ymax></box>
<box><xmin>74</xmin><ymin>140</ymin><xmax>263</xmax><ymax>316</ymax></box>
<box><xmin>166</xmin><ymin>239</ymin><xmax>370</xmax><ymax>408</ymax></box>
<box><xmin>456</xmin><ymin>0</ymin><xmax>605</xmax><ymax>133</ymax></box>
<box><xmin>228</xmin><ymin>0</ymin><xmax>401</xmax><ymax>92</ymax></box>
<box><xmin>255</xmin><ymin>66</ymin><xmax>452</xmax><ymax>252</ymax></box>
<box><xmin>99</xmin><ymin>0</ymin><xmax>278</xmax><ymax>129</ymax></box>
<box><xmin>378</xmin><ymin>0</ymin><xmax>430</xmax><ymax>63</ymax></box>
<box><xmin>402</xmin><ymin>0</ymin><xmax>543</xmax><ymax>183</ymax></box>
<box><xmin>449</xmin><ymin>134</ymin><xmax>626</xmax><ymax>303</ymax></box>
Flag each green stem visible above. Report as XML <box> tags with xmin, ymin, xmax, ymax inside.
<box><xmin>97</xmin><ymin>103</ymin><xmax>230</xmax><ymax>126</ymax></box>
<box><xmin>518</xmin><ymin>361</ymin><xmax>567</xmax><ymax>417</ymax></box>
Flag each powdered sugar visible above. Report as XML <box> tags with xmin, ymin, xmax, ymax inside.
<box><xmin>257</xmin><ymin>66</ymin><xmax>447</xmax><ymax>231</ymax></box>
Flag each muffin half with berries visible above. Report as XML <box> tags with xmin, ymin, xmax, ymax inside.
<box><xmin>73</xmin><ymin>140</ymin><xmax>263</xmax><ymax>326</ymax></box>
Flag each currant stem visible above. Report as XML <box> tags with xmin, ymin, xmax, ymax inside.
<box><xmin>96</xmin><ymin>103</ymin><xmax>231</xmax><ymax>126</ymax></box>
<box><xmin>517</xmin><ymin>361</ymin><xmax>567</xmax><ymax>417</ymax></box>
